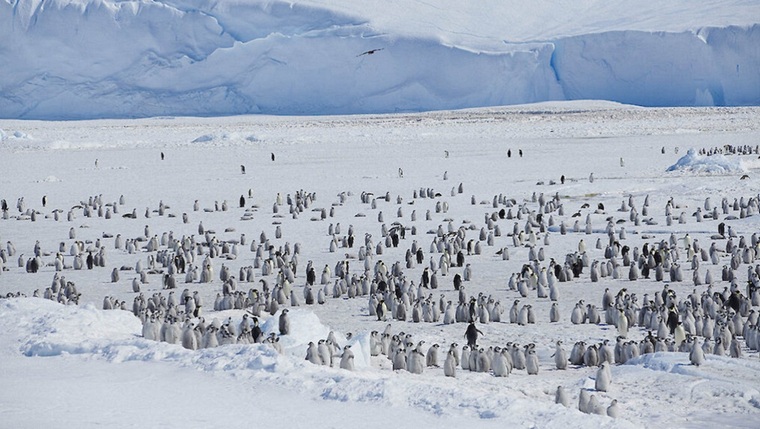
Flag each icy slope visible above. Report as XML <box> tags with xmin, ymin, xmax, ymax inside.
<box><xmin>1</xmin><ymin>0</ymin><xmax>759</xmax><ymax>119</ymax></box>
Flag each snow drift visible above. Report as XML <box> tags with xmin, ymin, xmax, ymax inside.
<box><xmin>0</xmin><ymin>0</ymin><xmax>759</xmax><ymax>119</ymax></box>
<box><xmin>666</xmin><ymin>148</ymin><xmax>746</xmax><ymax>174</ymax></box>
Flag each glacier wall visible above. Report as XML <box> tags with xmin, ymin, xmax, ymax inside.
<box><xmin>0</xmin><ymin>0</ymin><xmax>758</xmax><ymax>119</ymax></box>
<box><xmin>551</xmin><ymin>25</ymin><xmax>760</xmax><ymax>107</ymax></box>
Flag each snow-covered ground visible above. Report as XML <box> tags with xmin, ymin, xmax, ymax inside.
<box><xmin>1</xmin><ymin>0</ymin><xmax>759</xmax><ymax>119</ymax></box>
<box><xmin>2</xmin><ymin>102</ymin><xmax>760</xmax><ymax>428</ymax></box>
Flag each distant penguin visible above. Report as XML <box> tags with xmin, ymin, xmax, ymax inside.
<box><xmin>443</xmin><ymin>349</ymin><xmax>457</xmax><ymax>377</ymax></box>
<box><xmin>461</xmin><ymin>346</ymin><xmax>471</xmax><ymax>370</ymax></box>
<box><xmin>690</xmin><ymin>337</ymin><xmax>705</xmax><ymax>366</ymax></box>
<box><xmin>181</xmin><ymin>323</ymin><xmax>198</xmax><ymax>350</ymax></box>
<box><xmin>464</xmin><ymin>321</ymin><xmax>483</xmax><ymax>348</ymax></box>
<box><xmin>279</xmin><ymin>309</ymin><xmax>290</xmax><ymax>335</ymax></box>
<box><xmin>579</xmin><ymin>389</ymin><xmax>590</xmax><ymax>413</ymax></box>
<box><xmin>525</xmin><ymin>344</ymin><xmax>539</xmax><ymax>375</ymax></box>
<box><xmin>554</xmin><ymin>341</ymin><xmax>568</xmax><ymax>370</ymax></box>
<box><xmin>392</xmin><ymin>348</ymin><xmax>407</xmax><ymax>370</ymax></box>
<box><xmin>306</xmin><ymin>342</ymin><xmax>321</xmax><ymax>365</ymax></box>
<box><xmin>339</xmin><ymin>345</ymin><xmax>355</xmax><ymax>371</ymax></box>
<box><xmin>426</xmin><ymin>344</ymin><xmax>440</xmax><ymax>367</ymax></box>
<box><xmin>271</xmin><ymin>152</ymin><xmax>275</xmax><ymax>161</ymax></box>
<box><xmin>588</xmin><ymin>395</ymin><xmax>604</xmax><ymax>415</ymax></box>
<box><xmin>617</xmin><ymin>308</ymin><xmax>628</xmax><ymax>338</ymax></box>
<box><xmin>607</xmin><ymin>399</ymin><xmax>620</xmax><ymax>418</ymax></box>
<box><xmin>240</xmin><ymin>165</ymin><xmax>246</xmax><ymax>174</ymax></box>
<box><xmin>595</xmin><ymin>361</ymin><xmax>611</xmax><ymax>392</ymax></box>
<box><xmin>555</xmin><ymin>386</ymin><xmax>569</xmax><ymax>407</ymax></box>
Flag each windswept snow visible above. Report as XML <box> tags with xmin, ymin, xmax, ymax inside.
<box><xmin>0</xmin><ymin>0</ymin><xmax>758</xmax><ymax>119</ymax></box>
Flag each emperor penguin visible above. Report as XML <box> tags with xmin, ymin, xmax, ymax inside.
<box><xmin>475</xmin><ymin>348</ymin><xmax>491</xmax><ymax>373</ymax></box>
<box><xmin>595</xmin><ymin>361</ymin><xmax>612</xmax><ymax>392</ymax></box>
<box><xmin>674</xmin><ymin>322</ymin><xmax>686</xmax><ymax>348</ymax></box>
<box><xmin>306</xmin><ymin>342</ymin><xmax>321</xmax><ymax>365</ymax></box>
<box><xmin>392</xmin><ymin>347</ymin><xmax>407</xmax><ymax>370</ymax></box>
<box><xmin>443</xmin><ymin>349</ymin><xmax>457</xmax><ymax>377</ymax></box>
<box><xmin>279</xmin><ymin>309</ymin><xmax>290</xmax><ymax>335</ymax></box>
<box><xmin>461</xmin><ymin>345</ymin><xmax>471</xmax><ymax>370</ymax></box>
<box><xmin>317</xmin><ymin>340</ymin><xmax>332</xmax><ymax>366</ymax></box>
<box><xmin>578</xmin><ymin>389</ymin><xmax>590</xmax><ymax>413</ymax></box>
<box><xmin>607</xmin><ymin>399</ymin><xmax>620</xmax><ymax>418</ymax></box>
<box><xmin>554</xmin><ymin>341</ymin><xmax>568</xmax><ymax>370</ymax></box>
<box><xmin>464</xmin><ymin>321</ymin><xmax>483</xmax><ymax>348</ymax></box>
<box><xmin>426</xmin><ymin>343</ymin><xmax>440</xmax><ymax>367</ymax></box>
<box><xmin>555</xmin><ymin>386</ymin><xmax>569</xmax><ymax>407</ymax></box>
<box><xmin>491</xmin><ymin>347</ymin><xmax>509</xmax><ymax>377</ymax></box>
<box><xmin>408</xmin><ymin>349</ymin><xmax>425</xmax><ymax>374</ymax></box>
<box><xmin>525</xmin><ymin>344</ymin><xmax>539</xmax><ymax>375</ymax></box>
<box><xmin>339</xmin><ymin>345</ymin><xmax>355</xmax><ymax>371</ymax></box>
<box><xmin>181</xmin><ymin>322</ymin><xmax>198</xmax><ymax>350</ymax></box>
<box><xmin>690</xmin><ymin>337</ymin><xmax>705</xmax><ymax>366</ymax></box>
<box><xmin>549</xmin><ymin>302</ymin><xmax>561</xmax><ymax>323</ymax></box>
<box><xmin>616</xmin><ymin>308</ymin><xmax>629</xmax><ymax>338</ymax></box>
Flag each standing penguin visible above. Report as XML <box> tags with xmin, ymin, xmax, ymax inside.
<box><xmin>339</xmin><ymin>345</ymin><xmax>354</xmax><ymax>371</ymax></box>
<box><xmin>279</xmin><ymin>309</ymin><xmax>290</xmax><ymax>335</ymax></box>
<box><xmin>376</xmin><ymin>299</ymin><xmax>388</xmax><ymax>321</ymax></box>
<box><xmin>392</xmin><ymin>347</ymin><xmax>407</xmax><ymax>371</ymax></box>
<box><xmin>443</xmin><ymin>349</ymin><xmax>457</xmax><ymax>377</ymax></box>
<box><xmin>464</xmin><ymin>321</ymin><xmax>483</xmax><ymax>348</ymax></box>
<box><xmin>525</xmin><ymin>344</ymin><xmax>539</xmax><ymax>375</ymax></box>
<box><xmin>595</xmin><ymin>361</ymin><xmax>612</xmax><ymax>392</ymax></box>
<box><xmin>306</xmin><ymin>342</ymin><xmax>321</xmax><ymax>365</ymax></box>
<box><xmin>617</xmin><ymin>308</ymin><xmax>629</xmax><ymax>338</ymax></box>
<box><xmin>555</xmin><ymin>386</ymin><xmax>569</xmax><ymax>407</ymax></box>
<box><xmin>690</xmin><ymin>337</ymin><xmax>705</xmax><ymax>366</ymax></box>
<box><xmin>579</xmin><ymin>389</ymin><xmax>590</xmax><ymax>413</ymax></box>
<box><xmin>426</xmin><ymin>343</ymin><xmax>440</xmax><ymax>367</ymax></box>
<box><xmin>554</xmin><ymin>341</ymin><xmax>568</xmax><ymax>370</ymax></box>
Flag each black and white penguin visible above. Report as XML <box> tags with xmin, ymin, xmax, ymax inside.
<box><xmin>464</xmin><ymin>321</ymin><xmax>483</xmax><ymax>348</ymax></box>
<box><xmin>279</xmin><ymin>309</ymin><xmax>290</xmax><ymax>335</ymax></box>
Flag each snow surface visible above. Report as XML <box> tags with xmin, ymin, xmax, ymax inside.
<box><xmin>2</xmin><ymin>102</ymin><xmax>760</xmax><ymax>428</ymax></box>
<box><xmin>1</xmin><ymin>0</ymin><xmax>759</xmax><ymax>119</ymax></box>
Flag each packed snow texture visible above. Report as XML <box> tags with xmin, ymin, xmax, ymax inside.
<box><xmin>666</xmin><ymin>148</ymin><xmax>746</xmax><ymax>174</ymax></box>
<box><xmin>1</xmin><ymin>0</ymin><xmax>759</xmax><ymax>119</ymax></box>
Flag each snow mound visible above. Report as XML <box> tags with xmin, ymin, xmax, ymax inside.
<box><xmin>191</xmin><ymin>132</ymin><xmax>244</xmax><ymax>143</ymax></box>
<box><xmin>666</xmin><ymin>148</ymin><xmax>745</xmax><ymax>174</ymax></box>
<box><xmin>0</xmin><ymin>129</ymin><xmax>32</xmax><ymax>141</ymax></box>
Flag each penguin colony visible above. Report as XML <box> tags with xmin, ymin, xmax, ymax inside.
<box><xmin>3</xmin><ymin>141</ymin><xmax>760</xmax><ymax>422</ymax></box>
